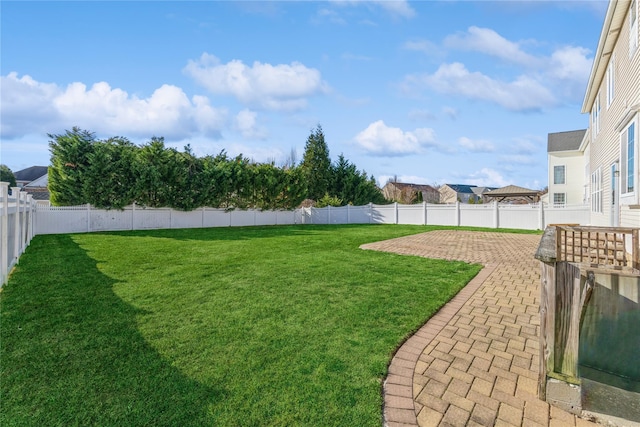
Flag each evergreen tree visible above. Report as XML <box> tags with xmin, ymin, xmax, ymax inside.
<box><xmin>83</xmin><ymin>137</ymin><xmax>137</xmax><ymax>209</ymax></box>
<box><xmin>300</xmin><ymin>125</ymin><xmax>331</xmax><ymax>201</ymax></box>
<box><xmin>48</xmin><ymin>127</ymin><xmax>96</xmax><ymax>206</ymax></box>
<box><xmin>134</xmin><ymin>137</ymin><xmax>173</xmax><ymax>207</ymax></box>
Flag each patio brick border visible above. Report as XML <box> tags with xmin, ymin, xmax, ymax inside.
<box><xmin>383</xmin><ymin>263</ymin><xmax>499</xmax><ymax>426</ymax></box>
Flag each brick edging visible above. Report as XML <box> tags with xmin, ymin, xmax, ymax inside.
<box><xmin>382</xmin><ymin>263</ymin><xmax>499</xmax><ymax>426</ymax></box>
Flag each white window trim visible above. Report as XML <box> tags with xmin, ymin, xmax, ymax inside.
<box><xmin>591</xmin><ymin>167</ymin><xmax>603</xmax><ymax>213</ymax></box>
<box><xmin>553</xmin><ymin>165</ymin><xmax>566</xmax><ymax>185</ymax></box>
<box><xmin>553</xmin><ymin>193</ymin><xmax>566</xmax><ymax>206</ymax></box>
<box><xmin>592</xmin><ymin>94</ymin><xmax>601</xmax><ymax>139</ymax></box>
<box><xmin>606</xmin><ymin>55</ymin><xmax>615</xmax><ymax>108</ymax></box>
<box><xmin>621</xmin><ymin>119</ymin><xmax>636</xmax><ymax>196</ymax></box>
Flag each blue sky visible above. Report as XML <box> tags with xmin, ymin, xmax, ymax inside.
<box><xmin>1</xmin><ymin>1</ymin><xmax>607</xmax><ymax>190</ymax></box>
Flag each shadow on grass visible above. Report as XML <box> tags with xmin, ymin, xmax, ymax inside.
<box><xmin>0</xmin><ymin>235</ymin><xmax>221</xmax><ymax>426</ymax></box>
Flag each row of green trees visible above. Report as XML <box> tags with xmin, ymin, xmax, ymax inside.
<box><xmin>48</xmin><ymin>126</ymin><xmax>387</xmax><ymax>210</ymax></box>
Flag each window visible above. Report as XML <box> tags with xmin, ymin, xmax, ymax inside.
<box><xmin>591</xmin><ymin>167</ymin><xmax>602</xmax><ymax>213</ymax></box>
<box><xmin>606</xmin><ymin>56</ymin><xmax>615</xmax><ymax>107</ymax></box>
<box><xmin>592</xmin><ymin>95</ymin><xmax>601</xmax><ymax>137</ymax></box>
<box><xmin>553</xmin><ymin>193</ymin><xmax>566</xmax><ymax>206</ymax></box>
<box><xmin>621</xmin><ymin>121</ymin><xmax>636</xmax><ymax>194</ymax></box>
<box><xmin>631</xmin><ymin>0</ymin><xmax>638</xmax><ymax>57</ymax></box>
<box><xmin>553</xmin><ymin>165</ymin><xmax>566</xmax><ymax>184</ymax></box>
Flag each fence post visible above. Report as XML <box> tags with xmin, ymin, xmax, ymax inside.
<box><xmin>369</xmin><ymin>203</ymin><xmax>372</xmax><ymax>224</ymax></box>
<box><xmin>12</xmin><ymin>187</ymin><xmax>20</xmax><ymax>267</ymax></box>
<box><xmin>539</xmin><ymin>202</ymin><xmax>545</xmax><ymax>230</ymax></box>
<box><xmin>347</xmin><ymin>204</ymin><xmax>350</xmax><ymax>224</ymax></box>
<box><xmin>493</xmin><ymin>200</ymin><xmax>499</xmax><ymax>229</ymax></box>
<box><xmin>131</xmin><ymin>202</ymin><xmax>136</xmax><ymax>230</ymax></box>
<box><xmin>1</xmin><ymin>183</ymin><xmax>9</xmax><ymax>286</ymax></box>
<box><xmin>394</xmin><ymin>202</ymin><xmax>398</xmax><ymax>225</ymax></box>
<box><xmin>27</xmin><ymin>194</ymin><xmax>34</xmax><ymax>243</ymax></box>
<box><xmin>423</xmin><ymin>201</ymin><xmax>427</xmax><ymax>225</ymax></box>
<box><xmin>31</xmin><ymin>197</ymin><xmax>37</xmax><ymax>240</ymax></box>
<box><xmin>455</xmin><ymin>201</ymin><xmax>460</xmax><ymax>226</ymax></box>
<box><xmin>86</xmin><ymin>203</ymin><xmax>91</xmax><ymax>232</ymax></box>
<box><xmin>20</xmin><ymin>191</ymin><xmax>27</xmax><ymax>254</ymax></box>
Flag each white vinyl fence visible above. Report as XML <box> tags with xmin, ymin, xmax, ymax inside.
<box><xmin>1</xmin><ymin>179</ymin><xmax>592</xmax><ymax>286</ymax></box>
<box><xmin>34</xmin><ymin>204</ymin><xmax>302</xmax><ymax>235</ymax></box>
<box><xmin>1</xmin><ymin>183</ymin><xmax>38</xmax><ymax>286</ymax></box>
<box><xmin>300</xmin><ymin>201</ymin><xmax>590</xmax><ymax>230</ymax></box>
<box><xmin>33</xmin><ymin>200</ymin><xmax>590</xmax><ymax>236</ymax></box>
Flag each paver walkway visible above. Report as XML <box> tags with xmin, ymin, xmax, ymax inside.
<box><xmin>361</xmin><ymin>230</ymin><xmax>599</xmax><ymax>427</ymax></box>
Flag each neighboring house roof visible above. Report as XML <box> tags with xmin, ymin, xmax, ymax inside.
<box><xmin>14</xmin><ymin>166</ymin><xmax>48</xmax><ymax>183</ymax></box>
<box><xmin>485</xmin><ymin>185</ymin><xmax>539</xmax><ymax>196</ymax></box>
<box><xmin>387</xmin><ymin>182</ymin><xmax>437</xmax><ymax>192</ymax></box>
<box><xmin>484</xmin><ymin>185</ymin><xmax>541</xmax><ymax>202</ymax></box>
<box><xmin>442</xmin><ymin>184</ymin><xmax>477</xmax><ymax>194</ymax></box>
<box><xmin>547</xmin><ymin>130</ymin><xmax>586</xmax><ymax>152</ymax></box>
<box><xmin>471</xmin><ymin>186</ymin><xmax>498</xmax><ymax>195</ymax></box>
<box><xmin>24</xmin><ymin>173</ymin><xmax>48</xmax><ymax>188</ymax></box>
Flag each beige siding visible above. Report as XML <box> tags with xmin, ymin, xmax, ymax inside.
<box><xmin>439</xmin><ymin>185</ymin><xmax>457</xmax><ymax>204</ymax></box>
<box><xmin>586</xmin><ymin>1</ymin><xmax>640</xmax><ymax>226</ymax></box>
<box><xmin>620</xmin><ymin>205</ymin><xmax>640</xmax><ymax>227</ymax></box>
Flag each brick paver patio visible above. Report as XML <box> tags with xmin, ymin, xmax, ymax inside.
<box><xmin>361</xmin><ymin>230</ymin><xmax>599</xmax><ymax>427</ymax></box>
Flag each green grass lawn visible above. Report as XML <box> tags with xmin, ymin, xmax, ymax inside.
<box><xmin>1</xmin><ymin>224</ymin><xmax>497</xmax><ymax>426</ymax></box>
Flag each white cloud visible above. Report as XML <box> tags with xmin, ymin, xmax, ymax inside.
<box><xmin>354</xmin><ymin>120</ymin><xmax>436</xmax><ymax>156</ymax></box>
<box><xmin>463</xmin><ymin>168</ymin><xmax>509</xmax><ymax>188</ymax></box>
<box><xmin>375</xmin><ymin>0</ymin><xmax>415</xmax><ymax>18</ymax></box>
<box><xmin>1</xmin><ymin>73</ymin><xmax>228</xmax><ymax>140</ymax></box>
<box><xmin>183</xmin><ymin>53</ymin><xmax>328</xmax><ymax>111</ymax></box>
<box><xmin>458</xmin><ymin>137</ymin><xmax>495</xmax><ymax>153</ymax></box>
<box><xmin>444</xmin><ymin>26</ymin><xmax>540</xmax><ymax>67</ymax></box>
<box><xmin>234</xmin><ymin>109</ymin><xmax>268</xmax><ymax>140</ymax></box>
<box><xmin>546</xmin><ymin>46</ymin><xmax>592</xmax><ymax>100</ymax></box>
<box><xmin>402</xmin><ymin>62</ymin><xmax>556</xmax><ymax>111</ymax></box>
<box><xmin>0</xmin><ymin>72</ymin><xmax>61</xmax><ymax>138</ymax></box>
<box><xmin>402</xmin><ymin>27</ymin><xmax>593</xmax><ymax>109</ymax></box>
<box><xmin>329</xmin><ymin>0</ymin><xmax>415</xmax><ymax>18</ymax></box>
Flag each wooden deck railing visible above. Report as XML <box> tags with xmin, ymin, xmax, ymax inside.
<box><xmin>555</xmin><ymin>225</ymin><xmax>639</xmax><ymax>272</ymax></box>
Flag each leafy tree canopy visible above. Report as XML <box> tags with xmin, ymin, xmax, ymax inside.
<box><xmin>47</xmin><ymin>127</ymin><xmax>387</xmax><ymax>210</ymax></box>
<box><xmin>0</xmin><ymin>164</ymin><xmax>17</xmax><ymax>188</ymax></box>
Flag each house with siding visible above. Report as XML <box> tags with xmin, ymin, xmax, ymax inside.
<box><xmin>439</xmin><ymin>184</ymin><xmax>497</xmax><ymax>204</ymax></box>
<box><xmin>382</xmin><ymin>182</ymin><xmax>440</xmax><ymax>204</ymax></box>
<box><xmin>580</xmin><ymin>0</ymin><xmax>639</xmax><ymax>227</ymax></box>
<box><xmin>14</xmin><ymin>166</ymin><xmax>48</xmax><ymax>188</ymax></box>
<box><xmin>547</xmin><ymin>129</ymin><xmax>588</xmax><ymax>206</ymax></box>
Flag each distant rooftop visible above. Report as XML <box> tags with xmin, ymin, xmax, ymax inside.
<box><xmin>547</xmin><ymin>129</ymin><xmax>586</xmax><ymax>153</ymax></box>
<box><xmin>443</xmin><ymin>184</ymin><xmax>483</xmax><ymax>194</ymax></box>
<box><xmin>387</xmin><ymin>182</ymin><xmax>436</xmax><ymax>191</ymax></box>
<box><xmin>14</xmin><ymin>166</ymin><xmax>48</xmax><ymax>183</ymax></box>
